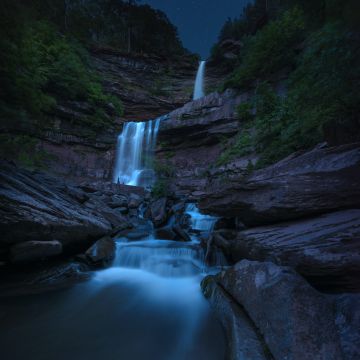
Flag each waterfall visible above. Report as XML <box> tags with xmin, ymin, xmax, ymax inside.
<box><xmin>193</xmin><ymin>60</ymin><xmax>206</xmax><ymax>100</ymax></box>
<box><xmin>113</xmin><ymin>118</ymin><xmax>160</xmax><ymax>187</ymax></box>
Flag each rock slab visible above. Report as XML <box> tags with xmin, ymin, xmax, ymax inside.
<box><xmin>210</xmin><ymin>260</ymin><xmax>345</xmax><ymax>360</ymax></box>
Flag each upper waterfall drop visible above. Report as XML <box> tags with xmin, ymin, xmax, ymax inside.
<box><xmin>113</xmin><ymin>118</ymin><xmax>161</xmax><ymax>187</ymax></box>
<box><xmin>193</xmin><ymin>60</ymin><xmax>206</xmax><ymax>100</ymax></box>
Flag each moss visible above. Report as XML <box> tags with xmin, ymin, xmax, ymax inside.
<box><xmin>200</xmin><ymin>275</ymin><xmax>215</xmax><ymax>299</ymax></box>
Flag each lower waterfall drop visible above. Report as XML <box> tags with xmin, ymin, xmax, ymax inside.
<box><xmin>113</xmin><ymin>118</ymin><xmax>160</xmax><ymax>187</ymax></box>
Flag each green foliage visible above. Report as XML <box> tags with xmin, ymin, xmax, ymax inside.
<box><xmin>151</xmin><ymin>179</ymin><xmax>168</xmax><ymax>199</ymax></box>
<box><xmin>154</xmin><ymin>160</ymin><xmax>175</xmax><ymax>178</ymax></box>
<box><xmin>219</xmin><ymin>23</ymin><xmax>360</xmax><ymax>168</ymax></box>
<box><xmin>33</xmin><ymin>0</ymin><xmax>186</xmax><ymax>56</ymax></box>
<box><xmin>149</xmin><ymin>77</ymin><xmax>170</xmax><ymax>97</ymax></box>
<box><xmin>287</xmin><ymin>22</ymin><xmax>360</xmax><ymax>141</ymax></box>
<box><xmin>216</xmin><ymin>0</ymin><xmax>360</xmax><ymax>169</ymax></box>
<box><xmin>236</xmin><ymin>102</ymin><xmax>253</xmax><ymax>122</ymax></box>
<box><xmin>216</xmin><ymin>129</ymin><xmax>253</xmax><ymax>166</ymax></box>
<box><xmin>225</xmin><ymin>7</ymin><xmax>305</xmax><ymax>89</ymax></box>
<box><xmin>0</xmin><ymin>18</ymin><xmax>123</xmax><ymax>129</ymax></box>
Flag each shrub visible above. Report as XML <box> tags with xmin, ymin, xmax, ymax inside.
<box><xmin>225</xmin><ymin>7</ymin><xmax>305</xmax><ymax>89</ymax></box>
<box><xmin>236</xmin><ymin>102</ymin><xmax>253</xmax><ymax>122</ymax></box>
<box><xmin>0</xmin><ymin>20</ymin><xmax>123</xmax><ymax>128</ymax></box>
<box><xmin>151</xmin><ymin>179</ymin><xmax>168</xmax><ymax>199</ymax></box>
<box><xmin>154</xmin><ymin>160</ymin><xmax>175</xmax><ymax>178</ymax></box>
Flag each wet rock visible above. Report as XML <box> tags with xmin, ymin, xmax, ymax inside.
<box><xmin>115</xmin><ymin>207</ymin><xmax>129</xmax><ymax>215</ymax></box>
<box><xmin>116</xmin><ymin>218</ymin><xmax>151</xmax><ymax>240</ymax></box>
<box><xmin>213</xmin><ymin>217</ymin><xmax>237</xmax><ymax>231</ymax></box>
<box><xmin>228</xmin><ymin>209</ymin><xmax>360</xmax><ymax>292</ymax></box>
<box><xmin>170</xmin><ymin>201</ymin><xmax>185</xmax><ymax>214</ymax></box>
<box><xmin>0</xmin><ymin>262</ymin><xmax>90</xmax><ymax>297</ymax></box>
<box><xmin>155</xmin><ymin>226</ymin><xmax>177</xmax><ymax>240</ymax></box>
<box><xmin>149</xmin><ymin>197</ymin><xmax>168</xmax><ymax>227</ymax></box>
<box><xmin>159</xmin><ymin>92</ymin><xmax>241</xmax><ymax>149</ymax></box>
<box><xmin>214</xmin><ymin>260</ymin><xmax>344</xmax><ymax>360</ymax></box>
<box><xmin>80</xmin><ymin>184</ymin><xmax>98</xmax><ymax>193</ymax></box>
<box><xmin>128</xmin><ymin>193</ymin><xmax>143</xmax><ymax>208</ymax></box>
<box><xmin>334</xmin><ymin>294</ymin><xmax>360</xmax><ymax>360</ymax></box>
<box><xmin>0</xmin><ymin>162</ymin><xmax>114</xmax><ymax>256</ymax></box>
<box><xmin>66</xmin><ymin>186</ymin><xmax>89</xmax><ymax>204</ymax></box>
<box><xmin>201</xmin><ymin>276</ymin><xmax>270</xmax><ymax>360</ymax></box>
<box><xmin>176</xmin><ymin>213</ymin><xmax>191</xmax><ymax>230</ymax></box>
<box><xmin>172</xmin><ymin>224</ymin><xmax>191</xmax><ymax>242</ymax></box>
<box><xmin>85</xmin><ymin>197</ymin><xmax>130</xmax><ymax>232</ymax></box>
<box><xmin>125</xmin><ymin>231</ymin><xmax>151</xmax><ymax>241</ymax></box>
<box><xmin>85</xmin><ymin>236</ymin><xmax>116</xmax><ymax>268</ymax></box>
<box><xmin>10</xmin><ymin>241</ymin><xmax>63</xmax><ymax>264</ymax></box>
<box><xmin>108</xmin><ymin>194</ymin><xmax>128</xmax><ymax>209</ymax></box>
<box><xmin>199</xmin><ymin>143</ymin><xmax>360</xmax><ymax>225</ymax></box>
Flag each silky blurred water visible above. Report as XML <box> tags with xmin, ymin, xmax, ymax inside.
<box><xmin>0</xmin><ymin>232</ymin><xmax>226</xmax><ymax>360</ymax></box>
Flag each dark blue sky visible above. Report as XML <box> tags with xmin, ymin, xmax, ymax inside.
<box><xmin>142</xmin><ymin>0</ymin><xmax>252</xmax><ymax>58</ymax></box>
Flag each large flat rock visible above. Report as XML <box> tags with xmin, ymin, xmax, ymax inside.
<box><xmin>199</xmin><ymin>143</ymin><xmax>360</xmax><ymax>225</ymax></box>
<box><xmin>221</xmin><ymin>209</ymin><xmax>360</xmax><ymax>292</ymax></box>
<box><xmin>159</xmin><ymin>90</ymin><xmax>245</xmax><ymax>149</ymax></box>
<box><xmin>205</xmin><ymin>260</ymin><xmax>352</xmax><ymax>360</ymax></box>
<box><xmin>0</xmin><ymin>162</ymin><xmax>122</xmax><ymax>258</ymax></box>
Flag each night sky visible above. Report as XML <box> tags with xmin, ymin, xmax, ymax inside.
<box><xmin>142</xmin><ymin>0</ymin><xmax>253</xmax><ymax>58</ymax></box>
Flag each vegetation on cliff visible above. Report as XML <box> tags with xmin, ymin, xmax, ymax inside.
<box><xmin>0</xmin><ymin>0</ymin><xmax>187</xmax><ymax>168</ymax></box>
<box><xmin>214</xmin><ymin>0</ymin><xmax>360</xmax><ymax>167</ymax></box>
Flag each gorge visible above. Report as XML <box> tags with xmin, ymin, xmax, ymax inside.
<box><xmin>1</xmin><ymin>1</ymin><xmax>360</xmax><ymax>360</ymax></box>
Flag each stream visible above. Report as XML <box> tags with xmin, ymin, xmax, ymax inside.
<box><xmin>0</xmin><ymin>205</ymin><xmax>226</xmax><ymax>360</ymax></box>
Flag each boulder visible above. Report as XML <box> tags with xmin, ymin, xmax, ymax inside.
<box><xmin>85</xmin><ymin>236</ymin><xmax>116</xmax><ymax>268</ymax></box>
<box><xmin>128</xmin><ymin>193</ymin><xmax>143</xmax><ymax>208</ymax></box>
<box><xmin>85</xmin><ymin>197</ymin><xmax>130</xmax><ymax>232</ymax></box>
<box><xmin>225</xmin><ymin>209</ymin><xmax>360</xmax><ymax>292</ymax></box>
<box><xmin>159</xmin><ymin>91</ymin><xmax>241</xmax><ymax>149</ymax></box>
<box><xmin>155</xmin><ymin>226</ymin><xmax>177</xmax><ymax>240</ymax></box>
<box><xmin>212</xmin><ymin>260</ymin><xmax>344</xmax><ymax>360</ymax></box>
<box><xmin>0</xmin><ymin>162</ymin><xmax>114</xmax><ymax>255</ymax></box>
<box><xmin>115</xmin><ymin>218</ymin><xmax>151</xmax><ymax>240</ymax></box>
<box><xmin>108</xmin><ymin>194</ymin><xmax>128</xmax><ymax>209</ymax></box>
<box><xmin>334</xmin><ymin>294</ymin><xmax>360</xmax><ymax>360</ymax></box>
<box><xmin>10</xmin><ymin>240</ymin><xmax>63</xmax><ymax>264</ymax></box>
<box><xmin>170</xmin><ymin>201</ymin><xmax>185</xmax><ymax>214</ymax></box>
<box><xmin>172</xmin><ymin>224</ymin><xmax>191</xmax><ymax>242</ymax></box>
<box><xmin>199</xmin><ymin>143</ymin><xmax>360</xmax><ymax>225</ymax></box>
<box><xmin>149</xmin><ymin>197</ymin><xmax>168</xmax><ymax>227</ymax></box>
<box><xmin>201</xmin><ymin>276</ymin><xmax>270</xmax><ymax>360</ymax></box>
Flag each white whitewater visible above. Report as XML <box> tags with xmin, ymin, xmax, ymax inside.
<box><xmin>90</xmin><ymin>217</ymin><xmax>226</xmax><ymax>359</ymax></box>
<box><xmin>113</xmin><ymin>118</ymin><xmax>160</xmax><ymax>187</ymax></box>
<box><xmin>193</xmin><ymin>60</ymin><xmax>206</xmax><ymax>100</ymax></box>
<box><xmin>186</xmin><ymin>203</ymin><xmax>217</xmax><ymax>232</ymax></box>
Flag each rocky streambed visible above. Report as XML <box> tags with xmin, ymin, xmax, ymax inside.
<box><xmin>1</xmin><ymin>90</ymin><xmax>360</xmax><ymax>359</ymax></box>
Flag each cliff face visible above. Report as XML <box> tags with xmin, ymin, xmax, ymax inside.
<box><xmin>1</xmin><ymin>49</ymin><xmax>198</xmax><ymax>183</ymax></box>
<box><xmin>91</xmin><ymin>48</ymin><xmax>198</xmax><ymax>121</ymax></box>
<box><xmin>40</xmin><ymin>49</ymin><xmax>197</xmax><ymax>181</ymax></box>
<box><xmin>157</xmin><ymin>90</ymin><xmax>254</xmax><ymax>199</ymax></box>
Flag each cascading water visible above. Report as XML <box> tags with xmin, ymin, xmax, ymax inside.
<box><xmin>185</xmin><ymin>203</ymin><xmax>217</xmax><ymax>232</ymax></box>
<box><xmin>1</xmin><ymin>214</ymin><xmax>226</xmax><ymax>360</ymax></box>
<box><xmin>0</xmin><ymin>65</ymin><xmax>228</xmax><ymax>359</ymax></box>
<box><xmin>113</xmin><ymin>118</ymin><xmax>160</xmax><ymax>187</ymax></box>
<box><xmin>193</xmin><ymin>60</ymin><xmax>206</xmax><ymax>100</ymax></box>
